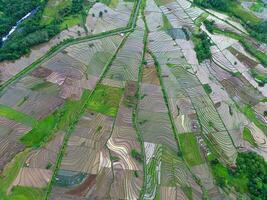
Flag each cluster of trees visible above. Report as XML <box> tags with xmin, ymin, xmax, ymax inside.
<box><xmin>211</xmin><ymin>152</ymin><xmax>267</xmax><ymax>199</ymax></box>
<box><xmin>194</xmin><ymin>0</ymin><xmax>267</xmax><ymax>43</ymax></box>
<box><xmin>193</xmin><ymin>32</ymin><xmax>212</xmax><ymax>63</ymax></box>
<box><xmin>0</xmin><ymin>0</ymin><xmax>40</xmax><ymax>38</ymax></box>
<box><xmin>235</xmin><ymin>152</ymin><xmax>267</xmax><ymax>199</ymax></box>
<box><xmin>251</xmin><ymin>21</ymin><xmax>267</xmax><ymax>43</ymax></box>
<box><xmin>203</xmin><ymin>19</ymin><xmax>215</xmax><ymax>33</ymax></box>
<box><xmin>0</xmin><ymin>0</ymin><xmax>86</xmax><ymax>62</ymax></box>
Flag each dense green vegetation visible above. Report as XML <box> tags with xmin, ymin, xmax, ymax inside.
<box><xmin>209</xmin><ymin>155</ymin><xmax>248</xmax><ymax>193</ymax></box>
<box><xmin>178</xmin><ymin>133</ymin><xmax>204</xmax><ymax>166</ymax></box>
<box><xmin>203</xmin><ymin>83</ymin><xmax>212</xmax><ymax>95</ymax></box>
<box><xmin>0</xmin><ymin>104</ymin><xmax>38</xmax><ymax>127</ymax></box>
<box><xmin>21</xmin><ymin>90</ymin><xmax>91</xmax><ymax>147</ymax></box>
<box><xmin>87</xmin><ymin>84</ymin><xmax>124</xmax><ymax>117</ymax></box>
<box><xmin>131</xmin><ymin>149</ymin><xmax>143</xmax><ymax>162</ymax></box>
<box><xmin>0</xmin><ymin>0</ymin><xmax>91</xmax><ymax>62</ymax></box>
<box><xmin>210</xmin><ymin>152</ymin><xmax>267</xmax><ymax>199</ymax></box>
<box><xmin>243</xmin><ymin>127</ymin><xmax>257</xmax><ymax>147</ymax></box>
<box><xmin>0</xmin><ymin>0</ymin><xmax>40</xmax><ymax>38</ymax></box>
<box><xmin>192</xmin><ymin>32</ymin><xmax>212</xmax><ymax>63</ymax></box>
<box><xmin>194</xmin><ymin>0</ymin><xmax>267</xmax><ymax>43</ymax></box>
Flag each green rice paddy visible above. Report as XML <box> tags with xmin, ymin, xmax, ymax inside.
<box><xmin>87</xmin><ymin>84</ymin><xmax>124</xmax><ymax>117</ymax></box>
<box><xmin>0</xmin><ymin>105</ymin><xmax>38</xmax><ymax>127</ymax></box>
<box><xmin>178</xmin><ymin>133</ymin><xmax>204</xmax><ymax>166</ymax></box>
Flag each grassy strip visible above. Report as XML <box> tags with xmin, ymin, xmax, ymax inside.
<box><xmin>0</xmin><ymin>104</ymin><xmax>37</xmax><ymax>127</ymax></box>
<box><xmin>178</xmin><ymin>133</ymin><xmax>204</xmax><ymax>166</ymax></box>
<box><xmin>192</xmin><ymin>32</ymin><xmax>212</xmax><ymax>63</ymax></box>
<box><xmin>243</xmin><ymin>127</ymin><xmax>257</xmax><ymax>147</ymax></box>
<box><xmin>162</xmin><ymin>14</ymin><xmax>173</xmax><ymax>30</ymax></box>
<box><xmin>194</xmin><ymin>12</ymin><xmax>209</xmax><ymax>32</ymax></box>
<box><xmin>0</xmin><ymin>150</ymin><xmax>30</xmax><ymax>198</ymax></box>
<box><xmin>250</xmin><ymin>68</ymin><xmax>267</xmax><ymax>86</ymax></box>
<box><xmin>242</xmin><ymin>105</ymin><xmax>267</xmax><ymax>135</ymax></box>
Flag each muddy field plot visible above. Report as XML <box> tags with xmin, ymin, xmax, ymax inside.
<box><xmin>52</xmin><ymin>110</ymin><xmax>116</xmax><ymax>198</ymax></box>
<box><xmin>13</xmin><ymin>167</ymin><xmax>53</xmax><ymax>188</ymax></box>
<box><xmin>51</xmin><ymin>167</ymin><xmax>113</xmax><ymax>200</ymax></box>
<box><xmin>0</xmin><ymin>117</ymin><xmax>31</xmax><ymax>171</ymax></box>
<box><xmin>142</xmin><ymin>53</ymin><xmax>160</xmax><ymax>85</ymax></box>
<box><xmin>110</xmin><ymin>168</ymin><xmax>144</xmax><ymax>200</ymax></box>
<box><xmin>25</xmin><ymin>132</ymin><xmax>64</xmax><ymax>169</ymax></box>
<box><xmin>0</xmin><ymin>76</ymin><xmax>64</xmax><ymax>120</ymax></box>
<box><xmin>63</xmin><ymin>35</ymin><xmax>123</xmax><ymax>75</ymax></box>
<box><xmin>105</xmin><ymin>28</ymin><xmax>144</xmax><ymax>86</ymax></box>
<box><xmin>160</xmin><ymin>146</ymin><xmax>203</xmax><ymax>200</ymax></box>
<box><xmin>59</xmin><ymin>110</ymin><xmax>115</xmax><ymax>174</ymax></box>
<box><xmin>220</xmin><ymin>76</ymin><xmax>263</xmax><ymax>106</ymax></box>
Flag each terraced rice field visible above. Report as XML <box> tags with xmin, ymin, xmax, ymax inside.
<box><xmin>0</xmin><ymin>0</ymin><xmax>267</xmax><ymax>199</ymax></box>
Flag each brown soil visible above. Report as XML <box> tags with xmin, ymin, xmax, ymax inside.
<box><xmin>30</xmin><ymin>67</ymin><xmax>53</xmax><ymax>78</ymax></box>
<box><xmin>67</xmin><ymin>174</ymin><xmax>97</xmax><ymax>196</ymax></box>
<box><xmin>123</xmin><ymin>81</ymin><xmax>138</xmax><ymax>106</ymax></box>
<box><xmin>228</xmin><ymin>47</ymin><xmax>258</xmax><ymax>68</ymax></box>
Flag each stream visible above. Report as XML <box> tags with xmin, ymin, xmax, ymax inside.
<box><xmin>1</xmin><ymin>7</ymin><xmax>38</xmax><ymax>43</ymax></box>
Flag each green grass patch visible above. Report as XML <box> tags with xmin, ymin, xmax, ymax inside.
<box><xmin>166</xmin><ymin>63</ymin><xmax>177</xmax><ymax>68</ymax></box>
<box><xmin>20</xmin><ymin>90</ymin><xmax>91</xmax><ymax>147</ymax></box>
<box><xmin>162</xmin><ymin>14</ymin><xmax>173</xmax><ymax>30</ymax></box>
<box><xmin>178</xmin><ymin>133</ymin><xmax>204</xmax><ymax>166</ymax></box>
<box><xmin>231</xmin><ymin>71</ymin><xmax>242</xmax><ymax>77</ymax></box>
<box><xmin>59</xmin><ymin>15</ymin><xmax>81</xmax><ymax>30</ymax></box>
<box><xmin>6</xmin><ymin>186</ymin><xmax>45</xmax><ymax>200</ymax></box>
<box><xmin>243</xmin><ymin>127</ymin><xmax>257</xmax><ymax>147</ymax></box>
<box><xmin>195</xmin><ymin>13</ymin><xmax>209</xmax><ymax>32</ymax></box>
<box><xmin>30</xmin><ymin>82</ymin><xmax>55</xmax><ymax>91</ymax></box>
<box><xmin>242</xmin><ymin>105</ymin><xmax>267</xmax><ymax>135</ymax></box>
<box><xmin>0</xmin><ymin>105</ymin><xmax>37</xmax><ymax>127</ymax></box>
<box><xmin>41</xmin><ymin>0</ymin><xmax>72</xmax><ymax>25</ymax></box>
<box><xmin>203</xmin><ymin>84</ymin><xmax>212</xmax><ymax>95</ymax></box>
<box><xmin>87</xmin><ymin>84</ymin><xmax>123</xmax><ymax>117</ymax></box>
<box><xmin>250</xmin><ymin>68</ymin><xmax>267</xmax><ymax>86</ymax></box>
<box><xmin>0</xmin><ymin>150</ymin><xmax>30</xmax><ymax>198</ymax></box>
